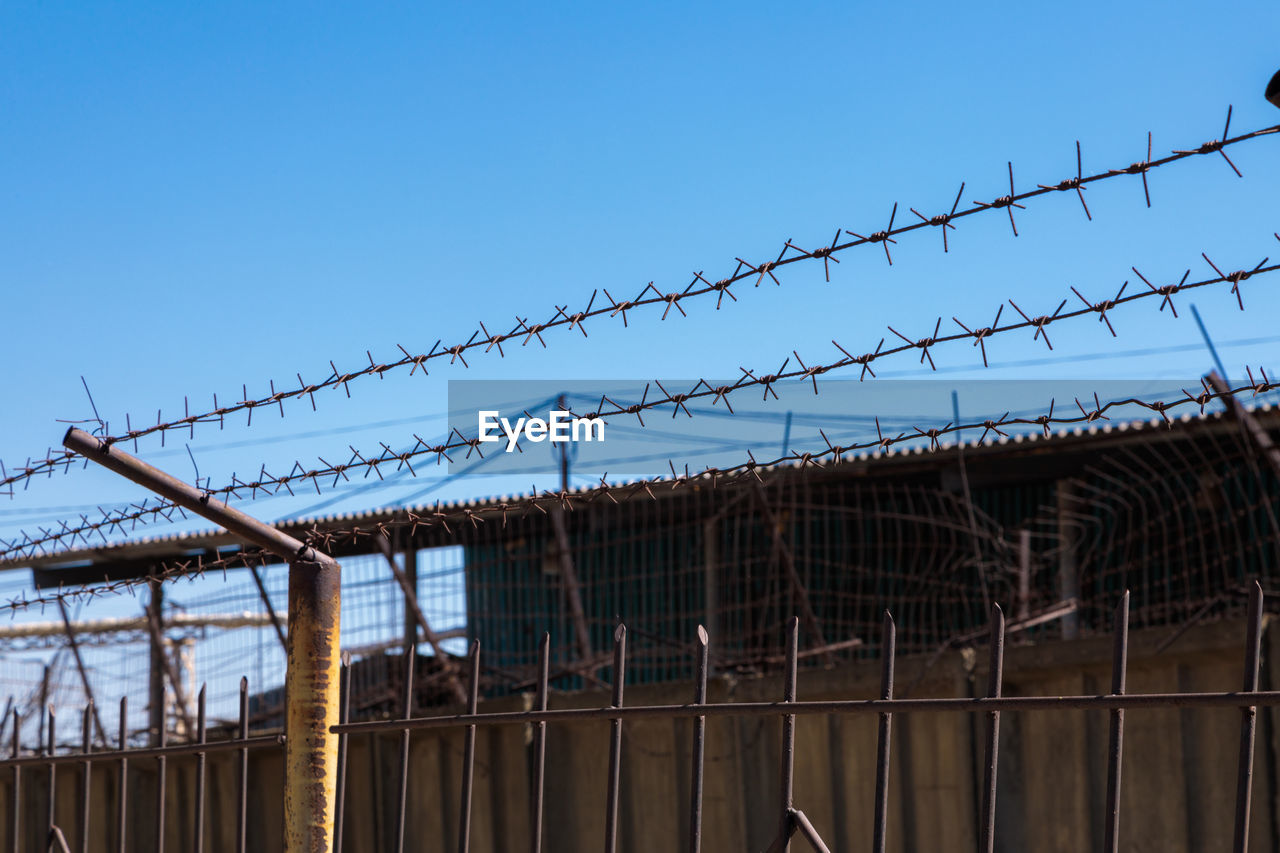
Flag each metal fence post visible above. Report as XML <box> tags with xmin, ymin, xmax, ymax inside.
<box><xmin>284</xmin><ymin>554</ymin><xmax>341</xmax><ymax>851</ymax></box>
<box><xmin>63</xmin><ymin>428</ymin><xmax>341</xmax><ymax>852</ymax></box>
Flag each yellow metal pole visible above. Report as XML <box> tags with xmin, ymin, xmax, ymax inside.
<box><xmin>284</xmin><ymin>556</ymin><xmax>341</xmax><ymax>851</ymax></box>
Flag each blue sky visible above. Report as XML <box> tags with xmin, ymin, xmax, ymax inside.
<box><xmin>2</xmin><ymin>1</ymin><xmax>1280</xmax><ymax>544</ymax></box>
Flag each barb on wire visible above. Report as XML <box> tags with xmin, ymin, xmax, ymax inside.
<box><xmin>4</xmin><ymin>111</ymin><xmax>1275</xmax><ymax>499</ymax></box>
<box><xmin>974</xmin><ymin>162</ymin><xmax>1025</xmax><ymax>236</ymax></box>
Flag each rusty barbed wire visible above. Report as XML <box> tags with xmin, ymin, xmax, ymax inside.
<box><xmin>3</xmin><ymin>112</ymin><xmax>1274</xmax><ymax>500</ymax></box>
<box><xmin>3</xmin><ymin>367</ymin><xmax>1278</xmax><ymax>614</ymax></box>
<box><xmin>1</xmin><ymin>242</ymin><xmax>1276</xmax><ymax>564</ymax></box>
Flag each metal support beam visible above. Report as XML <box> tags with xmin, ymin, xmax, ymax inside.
<box><xmin>374</xmin><ymin>535</ymin><xmax>467</xmax><ymax>705</ymax></box>
<box><xmin>1017</xmin><ymin>529</ymin><xmax>1032</xmax><ymax>622</ymax></box>
<box><xmin>142</xmin><ymin>589</ymin><xmax>195</xmax><ymax>741</ymax></box>
<box><xmin>1056</xmin><ymin>481</ymin><xmax>1081</xmax><ymax>640</ymax></box>
<box><xmin>55</xmin><ymin>599</ymin><xmax>108</xmax><ymax>746</ymax></box>
<box><xmin>549</xmin><ymin>508</ymin><xmax>595</xmax><ymax>672</ymax></box>
<box><xmin>63</xmin><ymin>428</ymin><xmax>340</xmax><ymax>852</ymax></box>
<box><xmin>750</xmin><ymin>482</ymin><xmax>832</xmax><ymax>665</ymax></box>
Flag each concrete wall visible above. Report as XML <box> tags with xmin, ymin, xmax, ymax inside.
<box><xmin>3</xmin><ymin>616</ymin><xmax>1275</xmax><ymax>852</ymax></box>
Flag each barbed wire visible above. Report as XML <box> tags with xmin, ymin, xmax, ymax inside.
<box><xmin>3</xmin><ymin>364</ymin><xmax>1279</xmax><ymax>619</ymax></box>
<box><xmin>3</xmin><ymin>111</ymin><xmax>1274</xmax><ymax>500</ymax></box>
<box><xmin>1</xmin><ymin>240</ymin><xmax>1276</xmax><ymax>564</ymax></box>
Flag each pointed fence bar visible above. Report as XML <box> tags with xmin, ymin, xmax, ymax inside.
<box><xmin>155</xmin><ymin>703</ymin><xmax>167</xmax><ymax>853</ymax></box>
<box><xmin>1104</xmin><ymin>592</ymin><xmax>1130</xmax><ymax>853</ymax></box>
<box><xmin>116</xmin><ymin>699</ymin><xmax>127</xmax><ymax>853</ymax></box>
<box><xmin>458</xmin><ymin>640</ymin><xmax>481</xmax><ymax>853</ymax></box>
<box><xmin>778</xmin><ymin>617</ymin><xmax>800</xmax><ymax>853</ymax></box>
<box><xmin>194</xmin><ymin>686</ymin><xmax>207</xmax><ymax>853</ymax></box>
<box><xmin>8</xmin><ymin>710</ymin><xmax>18</xmax><ymax>853</ymax></box>
<box><xmin>531</xmin><ymin>634</ymin><xmax>550</xmax><ymax>853</ymax></box>
<box><xmin>394</xmin><ymin>646</ymin><xmax>415</xmax><ymax>853</ymax></box>
<box><xmin>1233</xmin><ymin>582</ymin><xmax>1265</xmax><ymax>853</ymax></box>
<box><xmin>872</xmin><ymin>613</ymin><xmax>896</xmax><ymax>853</ymax></box>
<box><xmin>237</xmin><ymin>678</ymin><xmax>251</xmax><ymax>853</ymax></box>
<box><xmin>77</xmin><ymin>705</ymin><xmax>90</xmax><ymax>853</ymax></box>
<box><xmin>689</xmin><ymin>626</ymin><xmax>709</xmax><ymax>853</ymax></box>
<box><xmin>979</xmin><ymin>605</ymin><xmax>1005</xmax><ymax>853</ymax></box>
<box><xmin>46</xmin><ymin>707</ymin><xmax>56</xmax><ymax>848</ymax></box>
<box><xmin>333</xmin><ymin>655</ymin><xmax>352</xmax><ymax>853</ymax></box>
<box><xmin>604</xmin><ymin>625</ymin><xmax>627</xmax><ymax>853</ymax></box>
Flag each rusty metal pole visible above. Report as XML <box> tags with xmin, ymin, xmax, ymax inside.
<box><xmin>62</xmin><ymin>428</ymin><xmax>341</xmax><ymax>852</ymax></box>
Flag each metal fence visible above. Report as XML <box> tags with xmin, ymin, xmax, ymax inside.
<box><xmin>2</xmin><ymin>105</ymin><xmax>1278</xmax><ymax>853</ymax></box>
<box><xmin>2</xmin><ymin>583</ymin><xmax>1271</xmax><ymax>853</ymax></box>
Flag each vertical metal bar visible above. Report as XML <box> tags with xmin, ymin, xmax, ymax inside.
<box><xmin>1233</xmin><ymin>582</ymin><xmax>1264</xmax><ymax>853</ymax></box>
<box><xmin>394</xmin><ymin>645</ymin><xmax>414</xmax><ymax>853</ymax></box>
<box><xmin>147</xmin><ymin>581</ymin><xmax>165</xmax><ymax>748</ymax></box>
<box><xmin>143</xmin><ymin>599</ymin><xmax>194</xmax><ymax>740</ymax></box>
<box><xmin>156</xmin><ymin>705</ymin><xmax>166</xmax><ymax>853</ymax></box>
<box><xmin>194</xmin><ymin>685</ymin><xmax>207</xmax><ymax>853</ymax></box>
<box><xmin>9</xmin><ymin>709</ymin><xmax>19</xmax><ymax>853</ymax></box>
<box><xmin>1103</xmin><ymin>592</ymin><xmax>1129</xmax><ymax>853</ymax></box>
<box><xmin>979</xmin><ymin>605</ymin><xmax>1005</xmax><ymax>853</ymax></box>
<box><xmin>689</xmin><ymin>626</ymin><xmax>709</xmax><ymax>853</ymax></box>
<box><xmin>47</xmin><ymin>706</ymin><xmax>57</xmax><ymax>843</ymax></box>
<box><xmin>58</xmin><ymin>601</ymin><xmax>108</xmax><ymax>747</ymax></box>
<box><xmin>530</xmin><ymin>633</ymin><xmax>549</xmax><ymax>853</ymax></box>
<box><xmin>458</xmin><ymin>641</ymin><xmax>481</xmax><ymax>853</ymax></box>
<box><xmin>237</xmin><ymin>677</ymin><xmax>248</xmax><ymax>853</ymax></box>
<box><xmin>1056</xmin><ymin>483</ymin><xmax>1081</xmax><ymax>640</ymax></box>
<box><xmin>334</xmin><ymin>653</ymin><xmax>351</xmax><ymax>853</ymax></box>
<box><xmin>872</xmin><ymin>612</ymin><xmax>895</xmax><ymax>853</ymax></box>
<box><xmin>751</xmin><ymin>487</ymin><xmax>832</xmax><ymax>665</ymax></box>
<box><xmin>1016</xmin><ymin>530</ymin><xmax>1031</xmax><ymax>621</ymax></box>
<box><xmin>780</xmin><ymin>616</ymin><xmax>800</xmax><ymax>853</ymax></box>
<box><xmin>78</xmin><ymin>704</ymin><xmax>91</xmax><ymax>853</ymax></box>
<box><xmin>116</xmin><ymin>698</ymin><xmax>127</xmax><ymax>853</ymax></box>
<box><xmin>604</xmin><ymin>624</ymin><xmax>627</xmax><ymax>853</ymax></box>
<box><xmin>38</xmin><ymin>668</ymin><xmax>49</xmax><ymax>756</ymax></box>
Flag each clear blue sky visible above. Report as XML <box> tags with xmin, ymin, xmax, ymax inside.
<box><xmin>3</xmin><ymin>1</ymin><xmax>1280</xmax><ymax>544</ymax></box>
